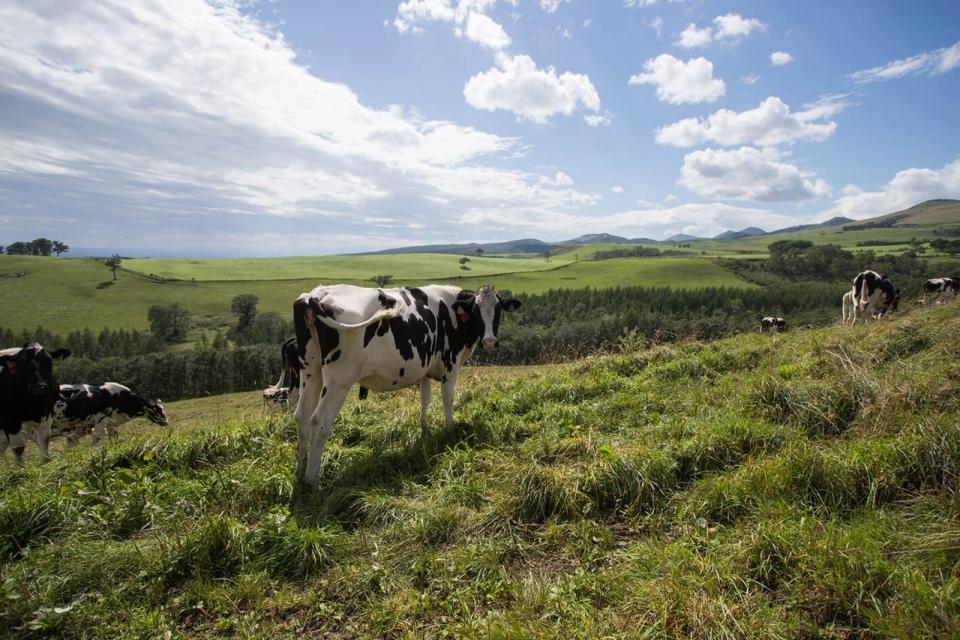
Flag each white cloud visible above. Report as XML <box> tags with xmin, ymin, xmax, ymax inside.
<box><xmin>770</xmin><ymin>51</ymin><xmax>793</xmax><ymax>66</ymax></box>
<box><xmin>823</xmin><ymin>158</ymin><xmax>960</xmax><ymax>219</ymax></box>
<box><xmin>584</xmin><ymin>111</ymin><xmax>613</xmax><ymax>127</ymax></box>
<box><xmin>582</xmin><ymin>18</ymin><xmax>591</xmax><ymax>28</ymax></box>
<box><xmin>651</xmin><ymin>16</ymin><xmax>663</xmax><ymax>38</ymax></box>
<box><xmin>539</xmin><ymin>0</ymin><xmax>570</xmax><ymax>13</ymax></box>
<box><xmin>679</xmin><ymin>147</ymin><xmax>832</xmax><ymax>202</ymax></box>
<box><xmin>554</xmin><ymin>171</ymin><xmax>574</xmax><ymax>186</ymax></box>
<box><xmin>464</xmin><ymin>54</ymin><xmax>601</xmax><ymax>123</ymax></box>
<box><xmin>655</xmin><ymin>96</ymin><xmax>847</xmax><ymax>147</ymax></box>
<box><xmin>849</xmin><ymin>40</ymin><xmax>960</xmax><ymax>84</ymax></box>
<box><xmin>624</xmin><ymin>0</ymin><xmax>659</xmax><ymax>6</ymax></box>
<box><xmin>713</xmin><ymin>13</ymin><xmax>764</xmax><ymax>40</ymax></box>
<box><xmin>0</xmin><ymin>0</ymin><xmax>605</xmax><ymax>251</ymax></box>
<box><xmin>464</xmin><ymin>11</ymin><xmax>511</xmax><ymax>49</ymax></box>
<box><xmin>676</xmin><ymin>13</ymin><xmax>763</xmax><ymax>48</ymax></box>
<box><xmin>628</xmin><ymin>54</ymin><xmax>725</xmax><ymax>104</ymax></box>
<box><xmin>677</xmin><ymin>23</ymin><xmax>712</xmax><ymax>48</ymax></box>
<box><xmin>611</xmin><ymin>186</ymin><xmax>624</xmax><ymax>193</ymax></box>
<box><xmin>740</xmin><ymin>74</ymin><xmax>760</xmax><ymax>85</ymax></box>
<box><xmin>558</xmin><ymin>26</ymin><xmax>573</xmax><ymax>40</ymax></box>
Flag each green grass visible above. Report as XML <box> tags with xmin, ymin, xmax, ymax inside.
<box><xmin>0</xmin><ymin>254</ymin><xmax>754</xmax><ymax>334</ymax></box>
<box><xmin>692</xmin><ymin>224</ymin><xmax>954</xmax><ymax>254</ymax></box>
<box><xmin>124</xmin><ymin>253</ymin><xmax>576</xmax><ymax>282</ymax></box>
<box><xmin>2</xmin><ymin>301</ymin><xmax>959</xmax><ymax>638</ymax></box>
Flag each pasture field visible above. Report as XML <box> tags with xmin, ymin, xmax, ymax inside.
<box><xmin>691</xmin><ymin>225</ymin><xmax>946</xmax><ymax>253</ymax></box>
<box><xmin>2</xmin><ymin>303</ymin><xmax>959</xmax><ymax>638</ymax></box>
<box><xmin>0</xmin><ymin>254</ymin><xmax>754</xmax><ymax>334</ymax></box>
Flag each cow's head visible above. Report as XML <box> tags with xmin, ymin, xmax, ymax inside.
<box><xmin>890</xmin><ymin>289</ymin><xmax>902</xmax><ymax>312</ymax></box>
<box><xmin>144</xmin><ymin>398</ymin><xmax>168</xmax><ymax>426</ymax></box>
<box><xmin>0</xmin><ymin>342</ymin><xmax>71</xmax><ymax>397</ymax></box>
<box><xmin>453</xmin><ymin>285</ymin><xmax>521</xmax><ymax>352</ymax></box>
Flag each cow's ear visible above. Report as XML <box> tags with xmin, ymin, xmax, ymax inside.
<box><xmin>0</xmin><ymin>355</ymin><xmax>16</xmax><ymax>368</ymax></box>
<box><xmin>51</xmin><ymin>349</ymin><xmax>71</xmax><ymax>360</ymax></box>
<box><xmin>501</xmin><ymin>298</ymin><xmax>521</xmax><ymax>312</ymax></box>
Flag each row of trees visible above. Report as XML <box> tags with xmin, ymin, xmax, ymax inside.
<box><xmin>2</xmin><ymin>238</ymin><xmax>69</xmax><ymax>256</ymax></box>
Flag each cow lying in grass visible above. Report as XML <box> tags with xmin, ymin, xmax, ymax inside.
<box><xmin>922</xmin><ymin>277</ymin><xmax>959</xmax><ymax>303</ymax></box>
<box><xmin>293</xmin><ymin>284</ymin><xmax>520</xmax><ymax>488</ymax></box>
<box><xmin>51</xmin><ymin>382</ymin><xmax>168</xmax><ymax>446</ymax></box>
<box><xmin>760</xmin><ymin>317</ymin><xmax>787</xmax><ymax>333</ymax></box>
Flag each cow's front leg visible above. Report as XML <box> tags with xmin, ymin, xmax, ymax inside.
<box><xmin>419</xmin><ymin>378</ymin><xmax>432</xmax><ymax>437</ymax></box>
<box><xmin>303</xmin><ymin>383</ymin><xmax>350</xmax><ymax>489</ymax></box>
<box><xmin>8</xmin><ymin>431</ymin><xmax>26</xmax><ymax>466</ymax></box>
<box><xmin>0</xmin><ymin>433</ymin><xmax>9</xmax><ymax>462</ymax></box>
<box><xmin>90</xmin><ymin>417</ymin><xmax>111</xmax><ymax>447</ymax></box>
<box><xmin>33</xmin><ymin>420</ymin><xmax>52</xmax><ymax>464</ymax></box>
<box><xmin>441</xmin><ymin>371</ymin><xmax>458</xmax><ymax>429</ymax></box>
<box><xmin>294</xmin><ymin>363</ymin><xmax>323</xmax><ymax>481</ymax></box>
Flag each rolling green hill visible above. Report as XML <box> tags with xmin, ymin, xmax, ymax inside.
<box><xmin>2</xmin><ymin>302</ymin><xmax>958</xmax><ymax>638</ymax></box>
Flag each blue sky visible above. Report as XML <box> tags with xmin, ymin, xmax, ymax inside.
<box><xmin>1</xmin><ymin>0</ymin><xmax>958</xmax><ymax>257</ymax></box>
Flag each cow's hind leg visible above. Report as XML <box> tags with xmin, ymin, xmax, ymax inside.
<box><xmin>441</xmin><ymin>371</ymin><xmax>458</xmax><ymax>429</ymax></box>
<box><xmin>33</xmin><ymin>421</ymin><xmax>52</xmax><ymax>464</ymax></box>
<box><xmin>294</xmin><ymin>362</ymin><xmax>324</xmax><ymax>481</ymax></box>
<box><xmin>8</xmin><ymin>431</ymin><xmax>26</xmax><ymax>466</ymax></box>
<box><xmin>303</xmin><ymin>382</ymin><xmax>350</xmax><ymax>489</ymax></box>
<box><xmin>419</xmin><ymin>378</ymin><xmax>432</xmax><ymax>437</ymax></box>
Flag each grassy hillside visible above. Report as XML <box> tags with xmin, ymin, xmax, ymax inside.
<box><xmin>2</xmin><ymin>303</ymin><xmax>959</xmax><ymax>638</ymax></box>
<box><xmin>0</xmin><ymin>254</ymin><xmax>754</xmax><ymax>334</ymax></box>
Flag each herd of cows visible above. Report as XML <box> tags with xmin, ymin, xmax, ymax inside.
<box><xmin>1</xmin><ymin>273</ymin><xmax>958</xmax><ymax>485</ymax></box>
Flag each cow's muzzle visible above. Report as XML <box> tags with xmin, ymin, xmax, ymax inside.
<box><xmin>482</xmin><ymin>338</ymin><xmax>498</xmax><ymax>352</ymax></box>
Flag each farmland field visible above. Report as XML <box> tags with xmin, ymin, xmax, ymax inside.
<box><xmin>0</xmin><ymin>254</ymin><xmax>753</xmax><ymax>334</ymax></box>
<box><xmin>2</xmin><ymin>302</ymin><xmax>958</xmax><ymax>638</ymax></box>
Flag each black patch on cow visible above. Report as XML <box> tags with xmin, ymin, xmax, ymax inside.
<box><xmin>325</xmin><ymin>349</ymin><xmax>341</xmax><ymax>365</ymax></box>
<box><xmin>399</xmin><ymin>290</ymin><xmax>411</xmax><ymax>306</ymax></box>
<box><xmin>359</xmin><ymin>386</ymin><xmax>368</xmax><ymax>400</ymax></box>
<box><xmin>378</xmin><ymin>290</ymin><xmax>396</xmax><ymax>309</ymax></box>
<box><xmin>399</xmin><ymin>368</ymin><xmax>404</xmax><ymax>377</ymax></box>
<box><xmin>392</xmin><ymin>380</ymin><xmax>397</xmax><ymax>385</ymax></box>
<box><xmin>293</xmin><ymin>297</ymin><xmax>312</xmax><ymax>361</ymax></box>
<box><xmin>363</xmin><ymin>318</ymin><xmax>392</xmax><ymax>349</ymax></box>
<box><xmin>280</xmin><ymin>337</ymin><xmax>301</xmax><ymax>389</ymax></box>
<box><xmin>321</xmin><ymin>386</ymin><xmax>327</xmax><ymax>398</ymax></box>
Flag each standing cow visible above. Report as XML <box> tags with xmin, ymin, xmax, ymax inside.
<box><xmin>851</xmin><ymin>270</ymin><xmax>900</xmax><ymax>323</ymax></box>
<box><xmin>0</xmin><ymin>342</ymin><xmax>71</xmax><ymax>465</ymax></box>
<box><xmin>760</xmin><ymin>317</ymin><xmax>787</xmax><ymax>333</ymax></box>
<box><xmin>293</xmin><ymin>284</ymin><xmax>520</xmax><ymax>488</ymax></box>
<box><xmin>922</xmin><ymin>278</ymin><xmax>959</xmax><ymax>303</ymax></box>
<box><xmin>52</xmin><ymin>382</ymin><xmax>168</xmax><ymax>446</ymax></box>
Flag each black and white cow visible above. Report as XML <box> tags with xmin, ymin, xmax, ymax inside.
<box><xmin>922</xmin><ymin>277</ymin><xmax>959</xmax><ymax>303</ymax></box>
<box><xmin>841</xmin><ymin>290</ymin><xmax>856</xmax><ymax>325</ymax></box>
<box><xmin>52</xmin><ymin>382</ymin><xmax>167</xmax><ymax>446</ymax></box>
<box><xmin>293</xmin><ymin>284</ymin><xmax>520</xmax><ymax>488</ymax></box>
<box><xmin>263</xmin><ymin>337</ymin><xmax>302</xmax><ymax>407</ymax></box>
<box><xmin>851</xmin><ymin>270</ymin><xmax>900</xmax><ymax>323</ymax></box>
<box><xmin>760</xmin><ymin>317</ymin><xmax>787</xmax><ymax>333</ymax></box>
<box><xmin>0</xmin><ymin>342</ymin><xmax>71</xmax><ymax>465</ymax></box>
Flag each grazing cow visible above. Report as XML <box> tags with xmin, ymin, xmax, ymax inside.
<box><xmin>52</xmin><ymin>382</ymin><xmax>167</xmax><ymax>446</ymax></box>
<box><xmin>263</xmin><ymin>337</ymin><xmax>302</xmax><ymax>408</ymax></box>
<box><xmin>0</xmin><ymin>342</ymin><xmax>71</xmax><ymax>465</ymax></box>
<box><xmin>922</xmin><ymin>277</ymin><xmax>959</xmax><ymax>303</ymax></box>
<box><xmin>841</xmin><ymin>290</ymin><xmax>856</xmax><ymax>325</ymax></box>
<box><xmin>760</xmin><ymin>317</ymin><xmax>787</xmax><ymax>333</ymax></box>
<box><xmin>293</xmin><ymin>284</ymin><xmax>521</xmax><ymax>488</ymax></box>
<box><xmin>851</xmin><ymin>270</ymin><xmax>900</xmax><ymax>323</ymax></box>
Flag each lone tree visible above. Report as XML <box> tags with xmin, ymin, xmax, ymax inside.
<box><xmin>105</xmin><ymin>254</ymin><xmax>122</xmax><ymax>280</ymax></box>
<box><xmin>459</xmin><ymin>256</ymin><xmax>471</xmax><ymax>270</ymax></box>
<box><xmin>370</xmin><ymin>274</ymin><xmax>394</xmax><ymax>287</ymax></box>
<box><xmin>230</xmin><ymin>293</ymin><xmax>259</xmax><ymax>332</ymax></box>
<box><xmin>148</xmin><ymin>303</ymin><xmax>190</xmax><ymax>342</ymax></box>
<box><xmin>52</xmin><ymin>241</ymin><xmax>69</xmax><ymax>257</ymax></box>
<box><xmin>473</xmin><ymin>247</ymin><xmax>484</xmax><ymax>257</ymax></box>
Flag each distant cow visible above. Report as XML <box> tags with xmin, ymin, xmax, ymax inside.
<box><xmin>263</xmin><ymin>337</ymin><xmax>302</xmax><ymax>407</ymax></box>
<box><xmin>0</xmin><ymin>342</ymin><xmax>71</xmax><ymax>465</ymax></box>
<box><xmin>760</xmin><ymin>317</ymin><xmax>787</xmax><ymax>333</ymax></box>
<box><xmin>293</xmin><ymin>284</ymin><xmax>521</xmax><ymax>488</ymax></box>
<box><xmin>922</xmin><ymin>277</ymin><xmax>959</xmax><ymax>302</ymax></box>
<box><xmin>851</xmin><ymin>270</ymin><xmax>900</xmax><ymax>323</ymax></box>
<box><xmin>52</xmin><ymin>382</ymin><xmax>168</xmax><ymax>446</ymax></box>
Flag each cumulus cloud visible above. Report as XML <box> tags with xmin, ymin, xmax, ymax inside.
<box><xmin>464</xmin><ymin>11</ymin><xmax>511</xmax><ymax>49</ymax></box>
<box><xmin>553</xmin><ymin>171</ymin><xmax>574</xmax><ymax>186</ymax></box>
<box><xmin>823</xmin><ymin>158</ymin><xmax>960</xmax><ymax>219</ymax></box>
<box><xmin>679</xmin><ymin>147</ymin><xmax>832</xmax><ymax>202</ymax></box>
<box><xmin>464</xmin><ymin>54</ymin><xmax>601</xmax><ymax>123</ymax></box>
<box><xmin>655</xmin><ymin>96</ymin><xmax>848</xmax><ymax>147</ymax></box>
<box><xmin>675</xmin><ymin>13</ymin><xmax>763</xmax><ymax>48</ymax></box>
<box><xmin>651</xmin><ymin>16</ymin><xmax>663</xmax><ymax>37</ymax></box>
<box><xmin>539</xmin><ymin>0</ymin><xmax>570</xmax><ymax>13</ymax></box>
<box><xmin>584</xmin><ymin>112</ymin><xmax>613</xmax><ymax>127</ymax></box>
<box><xmin>628</xmin><ymin>54</ymin><xmax>725</xmax><ymax>104</ymax></box>
<box><xmin>395</xmin><ymin>0</ymin><xmax>511</xmax><ymax>50</ymax></box>
<box><xmin>0</xmin><ymin>0</ymin><xmax>607</xmax><ymax>254</ymax></box>
<box><xmin>770</xmin><ymin>51</ymin><xmax>793</xmax><ymax>66</ymax></box>
<box><xmin>849</xmin><ymin>40</ymin><xmax>960</xmax><ymax>84</ymax></box>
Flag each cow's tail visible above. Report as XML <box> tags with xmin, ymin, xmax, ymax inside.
<box><xmin>293</xmin><ymin>294</ymin><xmax>313</xmax><ymax>363</ymax></box>
<box><xmin>311</xmin><ymin>306</ymin><xmax>400</xmax><ymax>330</ymax></box>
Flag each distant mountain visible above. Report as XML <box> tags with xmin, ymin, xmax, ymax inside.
<box><xmin>558</xmin><ymin>233</ymin><xmax>632</xmax><ymax>245</ymax></box>
<box><xmin>841</xmin><ymin>199</ymin><xmax>960</xmax><ymax>229</ymax></box>
<box><xmin>370</xmin><ymin>238</ymin><xmax>553</xmax><ymax>256</ymax></box>
<box><xmin>713</xmin><ymin>226</ymin><xmax>766</xmax><ymax>240</ymax></box>
<box><xmin>770</xmin><ymin>216</ymin><xmax>852</xmax><ymax>235</ymax></box>
<box><xmin>665</xmin><ymin>233</ymin><xmax>700</xmax><ymax>242</ymax></box>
